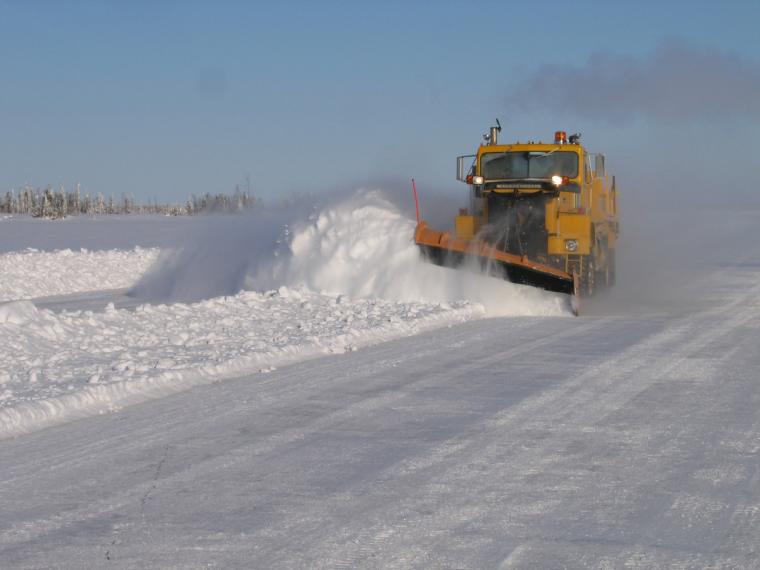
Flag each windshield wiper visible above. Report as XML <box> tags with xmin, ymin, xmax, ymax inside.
<box><xmin>526</xmin><ymin>149</ymin><xmax>559</xmax><ymax>158</ymax></box>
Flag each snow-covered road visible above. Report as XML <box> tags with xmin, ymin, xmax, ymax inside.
<box><xmin>2</xmin><ymin>256</ymin><xmax>759</xmax><ymax>568</ymax></box>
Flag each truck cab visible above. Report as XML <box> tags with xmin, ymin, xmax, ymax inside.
<box><xmin>455</xmin><ymin>128</ymin><xmax>618</xmax><ymax>293</ymax></box>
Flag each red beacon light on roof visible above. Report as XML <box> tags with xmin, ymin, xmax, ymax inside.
<box><xmin>554</xmin><ymin>130</ymin><xmax>567</xmax><ymax>144</ymax></box>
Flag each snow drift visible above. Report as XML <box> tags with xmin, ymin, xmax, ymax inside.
<box><xmin>0</xmin><ymin>247</ymin><xmax>159</xmax><ymax>302</ymax></box>
<box><xmin>0</xmin><ymin>301</ymin><xmax>39</xmax><ymax>325</ymax></box>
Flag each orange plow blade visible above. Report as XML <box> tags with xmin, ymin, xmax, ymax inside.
<box><xmin>414</xmin><ymin>221</ymin><xmax>576</xmax><ymax>297</ymax></box>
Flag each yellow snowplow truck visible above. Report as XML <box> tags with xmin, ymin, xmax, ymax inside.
<box><xmin>415</xmin><ymin>121</ymin><xmax>619</xmax><ymax>305</ymax></box>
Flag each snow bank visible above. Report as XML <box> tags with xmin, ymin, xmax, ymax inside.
<box><xmin>0</xmin><ymin>289</ymin><xmax>480</xmax><ymax>438</ymax></box>
<box><xmin>0</xmin><ymin>300</ymin><xmax>39</xmax><ymax>325</ymax></box>
<box><xmin>0</xmin><ymin>247</ymin><xmax>160</xmax><ymax>301</ymax></box>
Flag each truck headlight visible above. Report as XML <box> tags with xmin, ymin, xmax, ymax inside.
<box><xmin>472</xmin><ymin>176</ymin><xmax>484</xmax><ymax>185</ymax></box>
<box><xmin>551</xmin><ymin>175</ymin><xmax>563</xmax><ymax>186</ymax></box>
<box><xmin>564</xmin><ymin>239</ymin><xmax>578</xmax><ymax>252</ymax></box>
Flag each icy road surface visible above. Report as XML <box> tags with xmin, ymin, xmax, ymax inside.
<box><xmin>2</xmin><ymin>260</ymin><xmax>760</xmax><ymax>568</ymax></box>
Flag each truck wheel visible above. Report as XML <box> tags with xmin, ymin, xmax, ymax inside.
<box><xmin>595</xmin><ymin>268</ymin><xmax>607</xmax><ymax>289</ymax></box>
<box><xmin>595</xmin><ymin>253</ymin><xmax>610</xmax><ymax>289</ymax></box>
<box><xmin>581</xmin><ymin>256</ymin><xmax>595</xmax><ymax>297</ymax></box>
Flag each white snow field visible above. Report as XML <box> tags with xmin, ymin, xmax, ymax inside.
<box><xmin>2</xmin><ymin>196</ymin><xmax>760</xmax><ymax>568</ymax></box>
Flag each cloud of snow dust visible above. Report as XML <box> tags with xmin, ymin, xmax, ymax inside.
<box><xmin>319</xmin><ymin>175</ymin><xmax>468</xmax><ymax>232</ymax></box>
<box><xmin>584</xmin><ymin>201</ymin><xmax>758</xmax><ymax>316</ymax></box>
<box><xmin>131</xmin><ymin>190</ymin><xmax>570</xmax><ymax>316</ymax></box>
<box><xmin>500</xmin><ymin>37</ymin><xmax>760</xmax><ymax>315</ymax></box>
<box><xmin>507</xmin><ymin>38</ymin><xmax>760</xmax><ymax>123</ymax></box>
<box><xmin>129</xmin><ymin>200</ymin><xmax>314</xmax><ymax>303</ymax></box>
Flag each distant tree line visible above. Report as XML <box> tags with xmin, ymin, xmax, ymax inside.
<box><xmin>0</xmin><ymin>184</ymin><xmax>256</xmax><ymax>218</ymax></box>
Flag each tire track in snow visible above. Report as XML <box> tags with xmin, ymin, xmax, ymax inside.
<box><xmin>304</xmin><ymin>279</ymin><xmax>760</xmax><ymax>568</ymax></box>
<box><xmin>0</xmin><ymin>316</ymin><xmax>609</xmax><ymax>553</ymax></box>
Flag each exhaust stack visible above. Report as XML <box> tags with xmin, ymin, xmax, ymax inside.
<box><xmin>484</xmin><ymin>119</ymin><xmax>502</xmax><ymax>145</ymax></box>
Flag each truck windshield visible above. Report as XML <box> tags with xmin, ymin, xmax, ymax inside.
<box><xmin>481</xmin><ymin>151</ymin><xmax>579</xmax><ymax>180</ymax></box>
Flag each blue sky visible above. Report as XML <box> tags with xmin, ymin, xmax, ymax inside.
<box><xmin>1</xmin><ymin>0</ymin><xmax>759</xmax><ymax>202</ymax></box>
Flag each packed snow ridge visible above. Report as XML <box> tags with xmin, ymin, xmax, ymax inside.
<box><xmin>0</xmin><ymin>289</ymin><xmax>483</xmax><ymax>437</ymax></box>
<box><xmin>0</xmin><ymin>190</ymin><xmax>570</xmax><ymax>437</ymax></box>
<box><xmin>0</xmin><ymin>247</ymin><xmax>159</xmax><ymax>301</ymax></box>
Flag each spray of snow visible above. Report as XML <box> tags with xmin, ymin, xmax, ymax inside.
<box><xmin>134</xmin><ymin>190</ymin><xmax>569</xmax><ymax>316</ymax></box>
<box><xmin>271</xmin><ymin>191</ymin><xmax>568</xmax><ymax>316</ymax></box>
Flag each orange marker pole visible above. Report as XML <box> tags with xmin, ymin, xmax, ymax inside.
<box><xmin>411</xmin><ymin>178</ymin><xmax>421</xmax><ymax>223</ymax></box>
